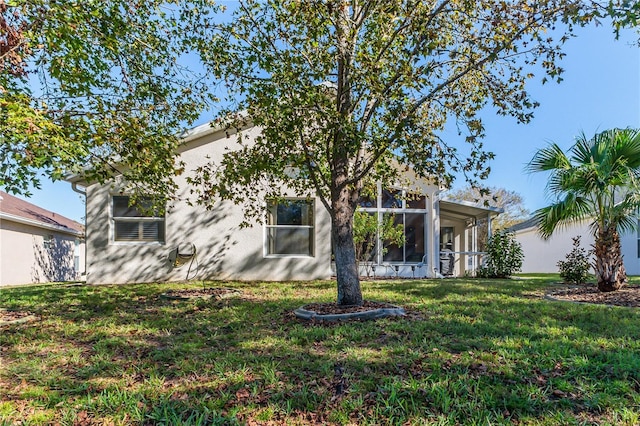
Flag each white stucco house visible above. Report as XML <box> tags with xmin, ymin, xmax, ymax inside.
<box><xmin>68</xmin><ymin>121</ymin><xmax>502</xmax><ymax>285</ymax></box>
<box><xmin>0</xmin><ymin>191</ymin><xmax>85</xmax><ymax>286</ymax></box>
<box><xmin>510</xmin><ymin>217</ymin><xmax>640</xmax><ymax>275</ymax></box>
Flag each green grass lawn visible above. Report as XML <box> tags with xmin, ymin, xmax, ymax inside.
<box><xmin>1</xmin><ymin>276</ymin><xmax>640</xmax><ymax>425</ymax></box>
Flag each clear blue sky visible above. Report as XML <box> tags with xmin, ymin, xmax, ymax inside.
<box><xmin>22</xmin><ymin>20</ymin><xmax>640</xmax><ymax>223</ymax></box>
<box><xmin>447</xmin><ymin>23</ymin><xmax>640</xmax><ymax>213</ymax></box>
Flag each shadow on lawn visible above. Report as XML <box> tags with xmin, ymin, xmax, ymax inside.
<box><xmin>365</xmin><ymin>276</ymin><xmax>550</xmax><ymax>299</ymax></box>
<box><xmin>1</xmin><ymin>279</ymin><xmax>640</xmax><ymax>424</ymax></box>
<box><xmin>1</xmin><ymin>284</ymin><xmax>337</xmax><ymax>393</ymax></box>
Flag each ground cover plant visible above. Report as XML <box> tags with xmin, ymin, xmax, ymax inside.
<box><xmin>1</xmin><ymin>276</ymin><xmax>640</xmax><ymax>425</ymax></box>
<box><xmin>557</xmin><ymin>237</ymin><xmax>593</xmax><ymax>285</ymax></box>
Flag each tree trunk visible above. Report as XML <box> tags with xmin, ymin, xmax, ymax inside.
<box><xmin>593</xmin><ymin>225</ymin><xmax>627</xmax><ymax>292</ymax></box>
<box><xmin>332</xmin><ymin>187</ymin><xmax>363</xmax><ymax>306</ymax></box>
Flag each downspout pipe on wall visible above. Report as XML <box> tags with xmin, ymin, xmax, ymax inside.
<box><xmin>71</xmin><ymin>182</ymin><xmax>86</xmax><ymax>195</ymax></box>
<box><xmin>70</xmin><ymin>182</ymin><xmax>87</xmax><ymax>224</ymax></box>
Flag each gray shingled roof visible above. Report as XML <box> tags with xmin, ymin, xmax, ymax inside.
<box><xmin>0</xmin><ymin>191</ymin><xmax>83</xmax><ymax>235</ymax></box>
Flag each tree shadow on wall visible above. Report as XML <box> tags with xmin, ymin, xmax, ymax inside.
<box><xmin>31</xmin><ymin>236</ymin><xmax>77</xmax><ymax>283</ymax></box>
<box><xmin>168</xmin><ymin>204</ymin><xmax>237</xmax><ymax>281</ymax></box>
<box><xmin>83</xmin><ymin>191</ymin><xmax>239</xmax><ymax>283</ymax></box>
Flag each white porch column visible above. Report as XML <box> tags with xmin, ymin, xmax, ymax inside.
<box><xmin>472</xmin><ymin>219</ymin><xmax>478</xmax><ymax>271</ymax></box>
<box><xmin>375</xmin><ymin>181</ymin><xmax>383</xmax><ymax>264</ymax></box>
<box><xmin>431</xmin><ymin>193</ymin><xmax>441</xmax><ymax>277</ymax></box>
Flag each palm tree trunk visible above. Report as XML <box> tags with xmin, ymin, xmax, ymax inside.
<box><xmin>593</xmin><ymin>225</ymin><xmax>627</xmax><ymax>292</ymax></box>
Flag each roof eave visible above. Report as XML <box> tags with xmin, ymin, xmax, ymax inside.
<box><xmin>0</xmin><ymin>212</ymin><xmax>84</xmax><ymax>237</ymax></box>
<box><xmin>439</xmin><ymin>198</ymin><xmax>504</xmax><ymax>217</ymax></box>
<box><xmin>65</xmin><ymin>112</ymin><xmax>253</xmax><ymax>186</ymax></box>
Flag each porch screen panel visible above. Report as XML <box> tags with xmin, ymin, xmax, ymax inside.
<box><xmin>382</xmin><ymin>189</ymin><xmax>403</xmax><ymax>208</ymax></box>
<box><xmin>407</xmin><ymin>194</ymin><xmax>426</xmax><ymax>209</ymax></box>
<box><xmin>383</xmin><ymin>213</ymin><xmax>404</xmax><ymax>261</ymax></box>
<box><xmin>405</xmin><ymin>213</ymin><xmax>425</xmax><ymax>262</ymax></box>
<box><xmin>355</xmin><ymin>211</ymin><xmax>378</xmax><ymax>262</ymax></box>
<box><xmin>382</xmin><ymin>213</ymin><xmax>425</xmax><ymax>262</ymax></box>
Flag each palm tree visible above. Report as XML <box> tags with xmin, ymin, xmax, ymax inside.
<box><xmin>527</xmin><ymin>128</ymin><xmax>640</xmax><ymax>292</ymax></box>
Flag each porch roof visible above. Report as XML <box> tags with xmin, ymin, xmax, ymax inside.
<box><xmin>439</xmin><ymin>199</ymin><xmax>503</xmax><ymax>220</ymax></box>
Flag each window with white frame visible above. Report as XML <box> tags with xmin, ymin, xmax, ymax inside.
<box><xmin>362</xmin><ymin>187</ymin><xmax>427</xmax><ymax>210</ymax></box>
<box><xmin>74</xmin><ymin>239</ymin><xmax>81</xmax><ymax>274</ymax></box>
<box><xmin>112</xmin><ymin>195</ymin><xmax>165</xmax><ymax>243</ymax></box>
<box><xmin>358</xmin><ymin>186</ymin><xmax>428</xmax><ymax>263</ymax></box>
<box><xmin>266</xmin><ymin>199</ymin><xmax>314</xmax><ymax>256</ymax></box>
<box><xmin>43</xmin><ymin>234</ymin><xmax>54</xmax><ymax>250</ymax></box>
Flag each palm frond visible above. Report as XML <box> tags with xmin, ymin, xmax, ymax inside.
<box><xmin>531</xmin><ymin>128</ymin><xmax>640</xmax><ymax>240</ymax></box>
<box><xmin>611</xmin><ymin>128</ymin><xmax>640</xmax><ymax>168</ymax></box>
<box><xmin>612</xmin><ymin>192</ymin><xmax>640</xmax><ymax>234</ymax></box>
<box><xmin>526</xmin><ymin>143</ymin><xmax>570</xmax><ymax>174</ymax></box>
<box><xmin>534</xmin><ymin>194</ymin><xmax>591</xmax><ymax>240</ymax></box>
<box><xmin>616</xmin><ymin>215</ymin><xmax>638</xmax><ymax>235</ymax></box>
<box><xmin>570</xmin><ymin>131</ymin><xmax>594</xmax><ymax>165</ymax></box>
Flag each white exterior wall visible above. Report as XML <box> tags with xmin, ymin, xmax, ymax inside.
<box><xmin>515</xmin><ymin>225</ymin><xmax>588</xmax><ymax>273</ymax></box>
<box><xmin>515</xmin><ymin>219</ymin><xmax>640</xmax><ymax>276</ymax></box>
<box><xmin>81</xmin><ymin>122</ymin><xmax>501</xmax><ymax>284</ymax></box>
<box><xmin>84</xmin><ymin>126</ymin><xmax>333</xmax><ymax>285</ymax></box>
<box><xmin>618</xmin><ymin>226</ymin><xmax>640</xmax><ymax>276</ymax></box>
<box><xmin>0</xmin><ymin>220</ymin><xmax>84</xmax><ymax>286</ymax></box>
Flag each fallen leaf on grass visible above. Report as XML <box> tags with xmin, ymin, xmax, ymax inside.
<box><xmin>74</xmin><ymin>410</ymin><xmax>91</xmax><ymax>426</ymax></box>
<box><xmin>235</xmin><ymin>387</ymin><xmax>251</xmax><ymax>401</ymax></box>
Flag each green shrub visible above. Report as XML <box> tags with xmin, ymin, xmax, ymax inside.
<box><xmin>557</xmin><ymin>236</ymin><xmax>592</xmax><ymax>284</ymax></box>
<box><xmin>477</xmin><ymin>231</ymin><xmax>523</xmax><ymax>278</ymax></box>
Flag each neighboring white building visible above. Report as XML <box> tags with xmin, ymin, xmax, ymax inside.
<box><xmin>68</xmin><ymin>121</ymin><xmax>501</xmax><ymax>285</ymax></box>
<box><xmin>510</xmin><ymin>217</ymin><xmax>640</xmax><ymax>275</ymax></box>
<box><xmin>0</xmin><ymin>191</ymin><xmax>85</xmax><ymax>286</ymax></box>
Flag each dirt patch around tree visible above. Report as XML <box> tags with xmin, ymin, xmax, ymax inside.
<box><xmin>546</xmin><ymin>284</ymin><xmax>640</xmax><ymax>308</ymax></box>
<box><xmin>295</xmin><ymin>300</ymin><xmax>406</xmax><ymax>321</ymax></box>
<box><xmin>0</xmin><ymin>309</ymin><xmax>37</xmax><ymax>326</ymax></box>
<box><xmin>302</xmin><ymin>300</ymin><xmax>399</xmax><ymax>315</ymax></box>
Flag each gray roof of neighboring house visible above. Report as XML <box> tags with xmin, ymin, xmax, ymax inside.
<box><xmin>0</xmin><ymin>191</ymin><xmax>84</xmax><ymax>236</ymax></box>
<box><xmin>505</xmin><ymin>216</ymin><xmax>540</xmax><ymax>233</ymax></box>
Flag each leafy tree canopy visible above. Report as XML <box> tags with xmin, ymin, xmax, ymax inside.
<box><xmin>3</xmin><ymin>0</ymin><xmax>633</xmax><ymax>304</ymax></box>
<box><xmin>191</xmin><ymin>0</ymin><xmax>601</xmax><ymax>209</ymax></box>
<box><xmin>0</xmin><ymin>0</ymin><xmax>218</xmax><ymax>198</ymax></box>
<box><xmin>605</xmin><ymin>0</ymin><xmax>640</xmax><ymax>42</ymax></box>
<box><xmin>188</xmin><ymin>0</ymin><xmax>613</xmax><ymax>305</ymax></box>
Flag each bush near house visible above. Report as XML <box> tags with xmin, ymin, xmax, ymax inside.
<box><xmin>557</xmin><ymin>236</ymin><xmax>593</xmax><ymax>284</ymax></box>
<box><xmin>477</xmin><ymin>231</ymin><xmax>524</xmax><ymax>278</ymax></box>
